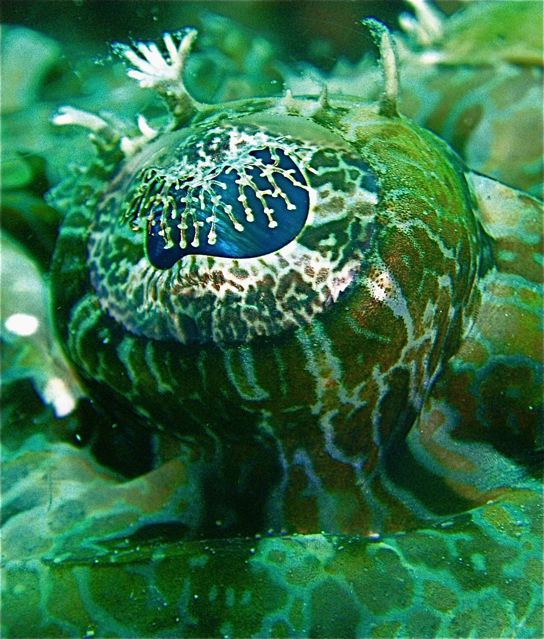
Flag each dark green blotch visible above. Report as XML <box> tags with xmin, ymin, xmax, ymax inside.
<box><xmin>310</xmin><ymin>577</ymin><xmax>361</xmax><ymax>638</ymax></box>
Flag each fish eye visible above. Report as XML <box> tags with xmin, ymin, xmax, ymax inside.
<box><xmin>124</xmin><ymin>127</ymin><xmax>313</xmax><ymax>269</ymax></box>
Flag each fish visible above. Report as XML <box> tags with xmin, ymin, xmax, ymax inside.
<box><xmin>2</xmin><ymin>5</ymin><xmax>542</xmax><ymax>637</ymax></box>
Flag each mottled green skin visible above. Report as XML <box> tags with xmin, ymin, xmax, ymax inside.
<box><xmin>2</xmin><ymin>11</ymin><xmax>543</xmax><ymax>639</ymax></box>
<box><xmin>50</xmin><ymin>98</ymin><xmax>488</xmax><ymax>536</ymax></box>
<box><xmin>3</xmin><ymin>487</ymin><xmax>542</xmax><ymax>638</ymax></box>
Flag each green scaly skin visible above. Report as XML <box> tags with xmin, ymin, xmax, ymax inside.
<box><xmin>2</xmin><ymin>13</ymin><xmax>542</xmax><ymax>639</ymax></box>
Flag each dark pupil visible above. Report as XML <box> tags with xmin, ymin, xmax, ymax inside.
<box><xmin>147</xmin><ymin>148</ymin><xmax>310</xmax><ymax>269</ymax></box>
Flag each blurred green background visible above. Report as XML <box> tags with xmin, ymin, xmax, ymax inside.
<box><xmin>2</xmin><ymin>0</ymin><xmax>407</xmax><ymax>69</ymax></box>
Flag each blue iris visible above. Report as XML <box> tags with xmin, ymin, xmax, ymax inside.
<box><xmin>147</xmin><ymin>148</ymin><xmax>310</xmax><ymax>270</ymax></box>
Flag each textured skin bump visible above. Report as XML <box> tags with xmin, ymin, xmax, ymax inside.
<box><xmin>50</xmin><ymin>98</ymin><xmax>489</xmax><ymax>538</ymax></box>
<box><xmin>3</xmin><ymin>13</ymin><xmax>542</xmax><ymax>639</ymax></box>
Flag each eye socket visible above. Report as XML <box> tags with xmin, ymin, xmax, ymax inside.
<box><xmin>126</xmin><ymin>131</ymin><xmax>312</xmax><ymax>270</ymax></box>
<box><xmin>94</xmin><ymin>118</ymin><xmax>385</xmax><ymax>344</ymax></box>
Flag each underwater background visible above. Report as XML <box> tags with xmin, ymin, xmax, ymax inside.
<box><xmin>2</xmin><ymin>1</ymin><xmax>407</xmax><ymax>64</ymax></box>
<box><xmin>1</xmin><ymin>1</ymin><xmax>543</xmax><ymax>638</ymax></box>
